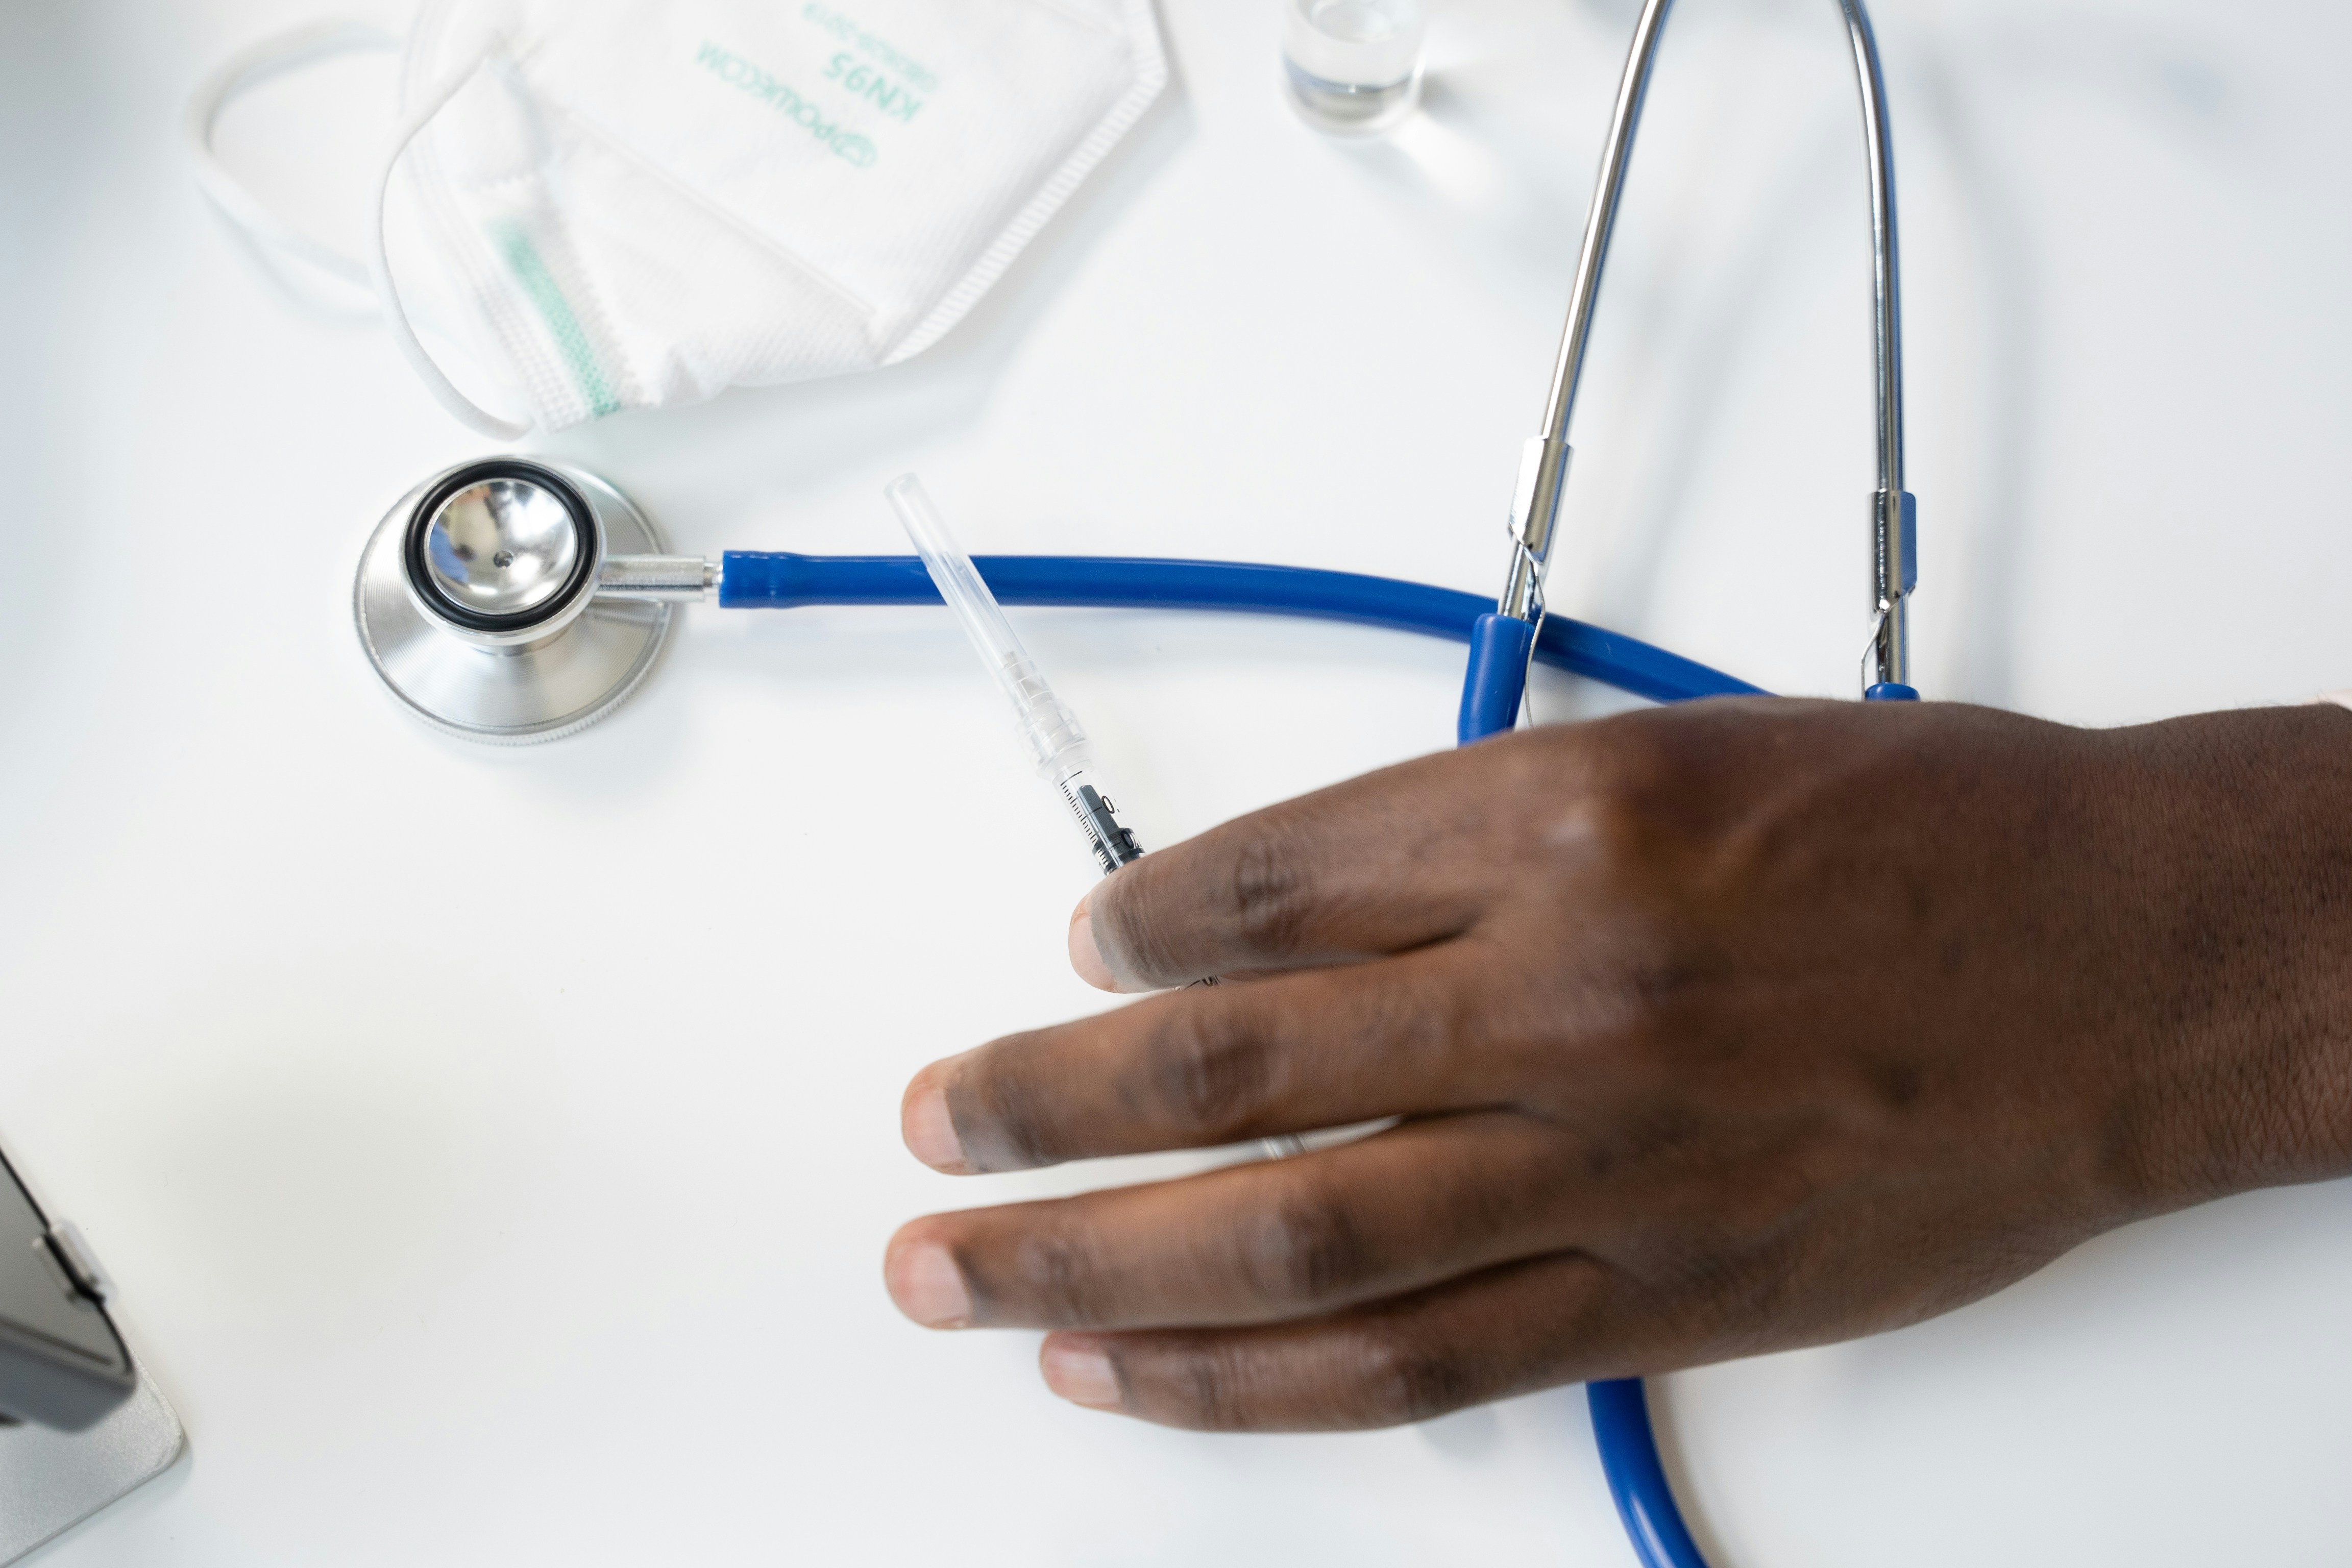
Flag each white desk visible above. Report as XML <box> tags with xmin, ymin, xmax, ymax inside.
<box><xmin>4</xmin><ymin>0</ymin><xmax>2349</xmax><ymax>1562</ymax></box>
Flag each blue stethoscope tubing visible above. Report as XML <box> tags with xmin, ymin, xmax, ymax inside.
<box><xmin>718</xmin><ymin>551</ymin><xmax>1764</xmax><ymax>707</ymax></box>
<box><xmin>724</xmin><ymin>548</ymin><xmax>1771</xmax><ymax>1566</ymax></box>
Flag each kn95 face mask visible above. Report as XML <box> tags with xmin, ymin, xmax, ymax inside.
<box><xmin>189</xmin><ymin>0</ymin><xmax>1167</xmax><ymax>436</ymax></box>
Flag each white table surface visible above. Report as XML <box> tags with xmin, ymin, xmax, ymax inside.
<box><xmin>5</xmin><ymin>0</ymin><xmax>2350</xmax><ymax>1562</ymax></box>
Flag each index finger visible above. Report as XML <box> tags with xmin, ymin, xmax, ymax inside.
<box><xmin>1079</xmin><ymin>742</ymin><xmax>1528</xmax><ymax>992</ymax></box>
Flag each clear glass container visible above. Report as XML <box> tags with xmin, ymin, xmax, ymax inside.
<box><xmin>1283</xmin><ymin>0</ymin><xmax>1426</xmax><ymax>137</ymax></box>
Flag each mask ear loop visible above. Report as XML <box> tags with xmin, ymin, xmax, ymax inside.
<box><xmin>184</xmin><ymin>19</ymin><xmax>401</xmax><ymax>308</ymax></box>
<box><xmin>189</xmin><ymin>19</ymin><xmax>529</xmax><ymax>437</ymax></box>
<box><xmin>369</xmin><ymin>43</ymin><xmax>533</xmax><ymax>440</ymax></box>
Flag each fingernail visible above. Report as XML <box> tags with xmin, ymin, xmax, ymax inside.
<box><xmin>1069</xmin><ymin>902</ymin><xmax>1117</xmax><ymax>991</ymax></box>
<box><xmin>886</xmin><ymin>1239</ymin><xmax>972</xmax><ymax>1329</ymax></box>
<box><xmin>1040</xmin><ymin>1337</ymin><xmax>1121</xmax><ymax>1409</ymax></box>
<box><xmin>901</xmin><ymin>1067</ymin><xmax>971</xmax><ymax>1173</ymax></box>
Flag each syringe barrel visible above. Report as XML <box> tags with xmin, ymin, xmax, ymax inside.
<box><xmin>887</xmin><ymin>474</ymin><xmax>1092</xmax><ymax>776</ymax></box>
<box><xmin>1055</xmin><ymin>764</ymin><xmax>1146</xmax><ymax>875</ymax></box>
<box><xmin>888</xmin><ymin>473</ymin><xmax>1154</xmax><ymax>873</ymax></box>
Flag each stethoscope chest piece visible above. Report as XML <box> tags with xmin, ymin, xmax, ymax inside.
<box><xmin>354</xmin><ymin>458</ymin><xmax>674</xmax><ymax>743</ymax></box>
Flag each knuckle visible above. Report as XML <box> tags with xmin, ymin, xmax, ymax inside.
<box><xmin>1172</xmin><ymin>1341</ymin><xmax>1256</xmax><ymax>1431</ymax></box>
<box><xmin>1353</xmin><ymin>1325</ymin><xmax>1480</xmax><ymax>1427</ymax></box>
<box><xmin>1223</xmin><ymin>825</ymin><xmax>1317</xmax><ymax>960</ymax></box>
<box><xmin>1235</xmin><ymin>1187</ymin><xmax>1376</xmax><ymax>1311</ymax></box>
<box><xmin>1007</xmin><ymin>1211</ymin><xmax>1113</xmax><ymax>1325</ymax></box>
<box><xmin>1137</xmin><ymin>1007</ymin><xmax>1273</xmax><ymax>1137</ymax></box>
<box><xmin>1547</xmin><ymin>776</ymin><xmax>1658</xmax><ymax>877</ymax></box>
<box><xmin>1531</xmin><ymin>719</ymin><xmax>1698</xmax><ymax>879</ymax></box>
<box><xmin>1615</xmin><ymin>935</ymin><xmax>1732</xmax><ymax>1026</ymax></box>
<box><xmin>1092</xmin><ymin>793</ymin><xmax>1360</xmax><ymax>984</ymax></box>
<box><xmin>961</xmin><ymin>1034</ymin><xmax>1071</xmax><ymax>1169</ymax></box>
<box><xmin>1092</xmin><ymin>869</ymin><xmax>1181</xmax><ymax>983</ymax></box>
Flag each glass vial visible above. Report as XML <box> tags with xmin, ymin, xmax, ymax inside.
<box><xmin>1283</xmin><ymin>0</ymin><xmax>1426</xmax><ymax>136</ymax></box>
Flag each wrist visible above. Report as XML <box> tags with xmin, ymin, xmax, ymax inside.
<box><xmin>2106</xmin><ymin>706</ymin><xmax>2352</xmax><ymax>1211</ymax></box>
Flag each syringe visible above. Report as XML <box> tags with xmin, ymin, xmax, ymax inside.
<box><xmin>887</xmin><ymin>474</ymin><xmax>1152</xmax><ymax>877</ymax></box>
<box><xmin>887</xmin><ymin>474</ymin><xmax>1305</xmax><ymax>1160</ymax></box>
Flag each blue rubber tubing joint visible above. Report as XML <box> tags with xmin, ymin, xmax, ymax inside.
<box><xmin>1865</xmin><ymin>682</ymin><xmax>1920</xmax><ymax>702</ymax></box>
<box><xmin>1459</xmin><ymin>613</ymin><xmax>1540</xmax><ymax>744</ymax></box>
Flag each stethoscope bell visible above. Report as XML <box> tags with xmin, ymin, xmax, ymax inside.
<box><xmin>354</xmin><ymin>458</ymin><xmax>677</xmax><ymax>743</ymax></box>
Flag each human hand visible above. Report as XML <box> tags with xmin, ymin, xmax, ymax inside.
<box><xmin>884</xmin><ymin>699</ymin><xmax>2352</xmax><ymax>1430</ymax></box>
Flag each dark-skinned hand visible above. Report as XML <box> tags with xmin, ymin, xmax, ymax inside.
<box><xmin>884</xmin><ymin>698</ymin><xmax>2352</xmax><ymax>1430</ymax></box>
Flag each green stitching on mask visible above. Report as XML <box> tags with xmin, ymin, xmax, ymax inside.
<box><xmin>492</xmin><ymin>222</ymin><xmax>620</xmax><ymax>419</ymax></box>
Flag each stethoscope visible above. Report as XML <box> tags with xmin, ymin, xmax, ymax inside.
<box><xmin>353</xmin><ymin>2</ymin><xmax>1912</xmax><ymax>1563</ymax></box>
<box><xmin>353</xmin><ymin>455</ymin><xmax>1763</xmax><ymax>745</ymax></box>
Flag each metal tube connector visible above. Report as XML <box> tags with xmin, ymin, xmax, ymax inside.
<box><xmin>1500</xmin><ymin>436</ymin><xmax>1574</xmax><ymax>622</ymax></box>
<box><xmin>1872</xmin><ymin>488</ymin><xmax>1916</xmax><ymax>687</ymax></box>
<box><xmin>596</xmin><ymin>555</ymin><xmax>719</xmax><ymax>603</ymax></box>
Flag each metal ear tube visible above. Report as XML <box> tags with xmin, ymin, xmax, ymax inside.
<box><xmin>1478</xmin><ymin>0</ymin><xmax>1918</xmax><ymax>716</ymax></box>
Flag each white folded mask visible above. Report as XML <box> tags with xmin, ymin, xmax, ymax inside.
<box><xmin>191</xmin><ymin>0</ymin><xmax>1166</xmax><ymax>435</ymax></box>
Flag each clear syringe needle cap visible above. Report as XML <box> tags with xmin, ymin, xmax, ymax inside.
<box><xmin>888</xmin><ymin>476</ymin><xmax>1308</xmax><ymax>1160</ymax></box>
<box><xmin>887</xmin><ymin>474</ymin><xmax>1144</xmax><ymax>875</ymax></box>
